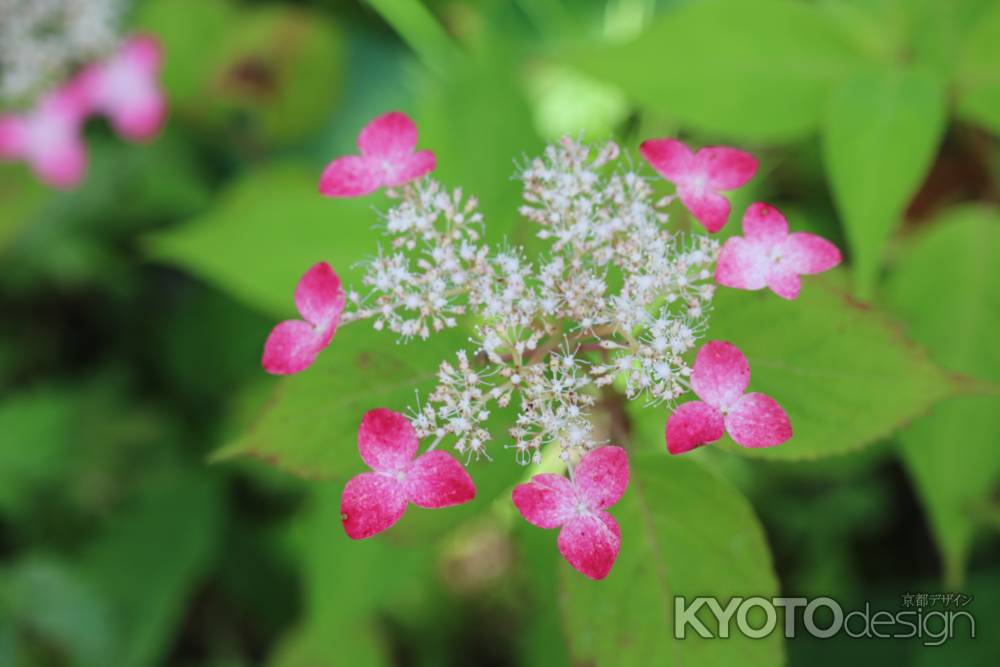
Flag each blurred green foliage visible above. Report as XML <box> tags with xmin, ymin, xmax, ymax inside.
<box><xmin>1</xmin><ymin>0</ymin><xmax>999</xmax><ymax>666</ymax></box>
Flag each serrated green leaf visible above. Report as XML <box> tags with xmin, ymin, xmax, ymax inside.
<box><xmin>559</xmin><ymin>453</ymin><xmax>782</xmax><ymax>667</ymax></box>
<box><xmin>886</xmin><ymin>206</ymin><xmax>1000</xmax><ymax>586</ymax></box>
<box><xmin>146</xmin><ymin>164</ymin><xmax>376</xmax><ymax>317</ymax></box>
<box><xmin>567</xmin><ymin>0</ymin><xmax>865</xmax><ymax>142</ymax></box>
<box><xmin>214</xmin><ymin>323</ymin><xmax>464</xmax><ymax>479</ymax></box>
<box><xmin>704</xmin><ymin>273</ymin><xmax>963</xmax><ymax>461</ymax></box>
<box><xmin>822</xmin><ymin>67</ymin><xmax>947</xmax><ymax>297</ymax></box>
<box><xmin>955</xmin><ymin>3</ymin><xmax>1000</xmax><ymax>132</ymax></box>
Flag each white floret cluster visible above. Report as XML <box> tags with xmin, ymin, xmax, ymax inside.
<box><xmin>0</xmin><ymin>0</ymin><xmax>124</xmax><ymax>102</ymax></box>
<box><xmin>344</xmin><ymin>138</ymin><xmax>719</xmax><ymax>468</ymax></box>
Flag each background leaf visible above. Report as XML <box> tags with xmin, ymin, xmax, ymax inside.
<box><xmin>822</xmin><ymin>67</ymin><xmax>947</xmax><ymax>297</ymax></box>
<box><xmin>567</xmin><ymin>0</ymin><xmax>864</xmax><ymax>142</ymax></box>
<box><xmin>146</xmin><ymin>164</ymin><xmax>374</xmax><ymax>317</ymax></box>
<box><xmin>955</xmin><ymin>2</ymin><xmax>1000</xmax><ymax>133</ymax></box>
<box><xmin>887</xmin><ymin>206</ymin><xmax>1000</xmax><ymax>586</ymax></box>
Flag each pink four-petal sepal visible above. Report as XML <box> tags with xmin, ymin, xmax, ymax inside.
<box><xmin>319</xmin><ymin>111</ymin><xmax>436</xmax><ymax>197</ymax></box>
<box><xmin>639</xmin><ymin>138</ymin><xmax>758</xmax><ymax>233</ymax></box>
<box><xmin>79</xmin><ymin>35</ymin><xmax>167</xmax><ymax>141</ymax></box>
<box><xmin>0</xmin><ymin>83</ymin><xmax>90</xmax><ymax>188</ymax></box>
<box><xmin>262</xmin><ymin>262</ymin><xmax>346</xmax><ymax>375</ymax></box>
<box><xmin>342</xmin><ymin>409</ymin><xmax>476</xmax><ymax>539</ymax></box>
<box><xmin>715</xmin><ymin>202</ymin><xmax>842</xmax><ymax>300</ymax></box>
<box><xmin>666</xmin><ymin>341</ymin><xmax>791</xmax><ymax>454</ymax></box>
<box><xmin>512</xmin><ymin>446</ymin><xmax>629</xmax><ymax>580</ymax></box>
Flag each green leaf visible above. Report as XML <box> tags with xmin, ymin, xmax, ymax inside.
<box><xmin>267</xmin><ymin>485</ymin><xmax>429</xmax><ymax>666</ymax></box>
<box><xmin>822</xmin><ymin>67</ymin><xmax>947</xmax><ymax>298</ymax></box>
<box><xmin>567</xmin><ymin>0</ymin><xmax>864</xmax><ymax>142</ymax></box>
<box><xmin>559</xmin><ymin>454</ymin><xmax>782</xmax><ymax>667</ymax></box>
<box><xmin>704</xmin><ymin>273</ymin><xmax>964</xmax><ymax>461</ymax></box>
<box><xmin>955</xmin><ymin>2</ymin><xmax>1000</xmax><ymax>132</ymax></box>
<box><xmin>214</xmin><ymin>323</ymin><xmax>463</xmax><ymax>479</ymax></box>
<box><xmin>146</xmin><ymin>164</ymin><xmax>375</xmax><ymax>317</ymax></box>
<box><xmin>417</xmin><ymin>50</ymin><xmax>541</xmax><ymax>245</ymax></box>
<box><xmin>81</xmin><ymin>474</ymin><xmax>222</xmax><ymax>667</ymax></box>
<box><xmin>0</xmin><ymin>558</ymin><xmax>115</xmax><ymax>666</ymax></box>
<box><xmin>0</xmin><ymin>388</ymin><xmax>74</xmax><ymax>514</ymax></box>
<box><xmin>886</xmin><ymin>206</ymin><xmax>1000</xmax><ymax>586</ymax></box>
<box><xmin>134</xmin><ymin>0</ymin><xmax>238</xmax><ymax>108</ymax></box>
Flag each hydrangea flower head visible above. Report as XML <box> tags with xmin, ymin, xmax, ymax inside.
<box><xmin>256</xmin><ymin>114</ymin><xmax>830</xmax><ymax>578</ymax></box>
<box><xmin>319</xmin><ymin>111</ymin><xmax>436</xmax><ymax>197</ymax></box>
<box><xmin>716</xmin><ymin>202</ymin><xmax>842</xmax><ymax>300</ymax></box>
<box><xmin>640</xmin><ymin>138</ymin><xmax>757</xmax><ymax>233</ymax></box>
<box><xmin>513</xmin><ymin>446</ymin><xmax>629</xmax><ymax>580</ymax></box>
<box><xmin>666</xmin><ymin>340</ymin><xmax>791</xmax><ymax>454</ymax></box>
<box><xmin>0</xmin><ymin>83</ymin><xmax>89</xmax><ymax>188</ymax></box>
<box><xmin>262</xmin><ymin>262</ymin><xmax>345</xmax><ymax>375</ymax></box>
<box><xmin>79</xmin><ymin>35</ymin><xmax>166</xmax><ymax>141</ymax></box>
<box><xmin>341</xmin><ymin>409</ymin><xmax>476</xmax><ymax>539</ymax></box>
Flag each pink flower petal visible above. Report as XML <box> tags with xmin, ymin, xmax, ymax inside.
<box><xmin>715</xmin><ymin>236</ymin><xmax>769</xmax><ymax>291</ymax></box>
<box><xmin>404</xmin><ymin>450</ymin><xmax>476</xmax><ymax>508</ymax></box>
<box><xmin>261</xmin><ymin>319</ymin><xmax>332</xmax><ymax>375</ymax></box>
<box><xmin>33</xmin><ymin>135</ymin><xmax>87</xmax><ymax>189</ymax></box>
<box><xmin>678</xmin><ymin>187</ymin><xmax>731</xmax><ymax>233</ymax></box>
<box><xmin>82</xmin><ymin>35</ymin><xmax>166</xmax><ymax>141</ymax></box>
<box><xmin>699</xmin><ymin>147</ymin><xmax>758</xmax><ymax>190</ymax></box>
<box><xmin>691</xmin><ymin>341</ymin><xmax>751</xmax><ymax>409</ymax></box>
<box><xmin>512</xmin><ymin>474</ymin><xmax>576</xmax><ymax>529</ymax></box>
<box><xmin>294</xmin><ymin>262</ymin><xmax>345</xmax><ymax>328</ymax></box>
<box><xmin>574</xmin><ymin>446</ymin><xmax>629</xmax><ymax>511</ymax></box>
<box><xmin>318</xmin><ymin>155</ymin><xmax>381</xmax><ymax>197</ymax></box>
<box><xmin>357</xmin><ymin>111</ymin><xmax>418</xmax><ymax>158</ymax></box>
<box><xmin>766</xmin><ymin>268</ymin><xmax>802</xmax><ymax>300</ymax></box>
<box><xmin>665</xmin><ymin>401</ymin><xmax>726</xmax><ymax>454</ymax></box>
<box><xmin>639</xmin><ymin>138</ymin><xmax>695</xmax><ymax>182</ymax></box>
<box><xmin>725</xmin><ymin>392</ymin><xmax>792</xmax><ymax>448</ymax></box>
<box><xmin>382</xmin><ymin>149</ymin><xmax>436</xmax><ymax>188</ymax></box>
<box><xmin>357</xmin><ymin>408</ymin><xmax>419</xmax><ymax>473</ymax></box>
<box><xmin>557</xmin><ymin>513</ymin><xmax>621</xmax><ymax>580</ymax></box>
<box><xmin>108</xmin><ymin>89</ymin><xmax>166</xmax><ymax>140</ymax></box>
<box><xmin>742</xmin><ymin>202</ymin><xmax>788</xmax><ymax>245</ymax></box>
<box><xmin>341</xmin><ymin>472</ymin><xmax>408</xmax><ymax>539</ymax></box>
<box><xmin>780</xmin><ymin>232</ymin><xmax>842</xmax><ymax>275</ymax></box>
<box><xmin>1</xmin><ymin>87</ymin><xmax>89</xmax><ymax>188</ymax></box>
<box><xmin>0</xmin><ymin>116</ymin><xmax>26</xmax><ymax>157</ymax></box>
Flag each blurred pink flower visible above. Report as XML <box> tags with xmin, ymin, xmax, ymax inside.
<box><xmin>319</xmin><ymin>111</ymin><xmax>436</xmax><ymax>197</ymax></box>
<box><xmin>80</xmin><ymin>35</ymin><xmax>166</xmax><ymax>141</ymax></box>
<box><xmin>666</xmin><ymin>341</ymin><xmax>791</xmax><ymax>454</ymax></box>
<box><xmin>342</xmin><ymin>409</ymin><xmax>476</xmax><ymax>539</ymax></box>
<box><xmin>716</xmin><ymin>202</ymin><xmax>842</xmax><ymax>300</ymax></box>
<box><xmin>0</xmin><ymin>84</ymin><xmax>89</xmax><ymax>188</ymax></box>
<box><xmin>640</xmin><ymin>138</ymin><xmax>757</xmax><ymax>233</ymax></box>
<box><xmin>512</xmin><ymin>446</ymin><xmax>629</xmax><ymax>580</ymax></box>
<box><xmin>262</xmin><ymin>262</ymin><xmax>345</xmax><ymax>375</ymax></box>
